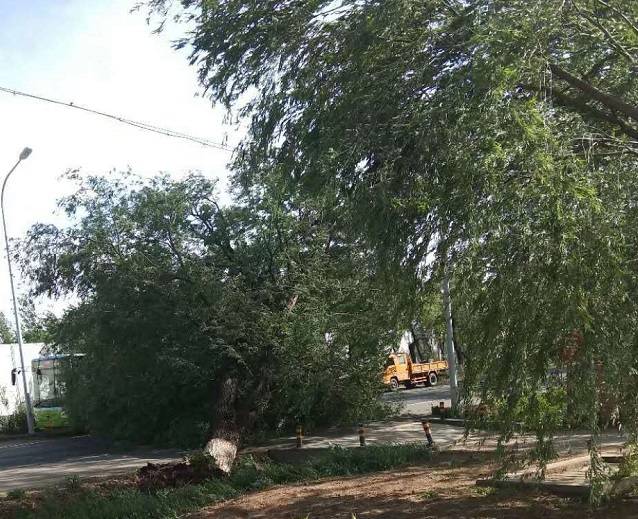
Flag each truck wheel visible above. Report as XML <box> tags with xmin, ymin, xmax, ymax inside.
<box><xmin>428</xmin><ymin>372</ymin><xmax>438</xmax><ymax>387</ymax></box>
<box><xmin>390</xmin><ymin>377</ymin><xmax>400</xmax><ymax>391</ymax></box>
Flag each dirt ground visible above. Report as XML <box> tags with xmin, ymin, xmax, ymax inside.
<box><xmin>191</xmin><ymin>453</ymin><xmax>638</xmax><ymax>519</ymax></box>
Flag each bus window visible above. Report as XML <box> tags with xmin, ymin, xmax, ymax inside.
<box><xmin>34</xmin><ymin>365</ymin><xmax>59</xmax><ymax>408</ymax></box>
<box><xmin>32</xmin><ymin>357</ymin><xmax>74</xmax><ymax>409</ymax></box>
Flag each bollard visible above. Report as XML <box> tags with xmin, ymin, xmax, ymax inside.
<box><xmin>358</xmin><ymin>423</ymin><xmax>366</xmax><ymax>447</ymax></box>
<box><xmin>421</xmin><ymin>420</ymin><xmax>434</xmax><ymax>447</ymax></box>
<box><xmin>296</xmin><ymin>424</ymin><xmax>303</xmax><ymax>448</ymax></box>
<box><xmin>439</xmin><ymin>401</ymin><xmax>446</xmax><ymax>420</ymax></box>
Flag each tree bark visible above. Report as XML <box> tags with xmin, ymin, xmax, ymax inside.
<box><xmin>204</xmin><ymin>376</ymin><xmax>240</xmax><ymax>474</ymax></box>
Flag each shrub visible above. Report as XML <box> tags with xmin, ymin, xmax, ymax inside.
<box><xmin>0</xmin><ymin>406</ymin><xmax>28</xmax><ymax>435</ymax></box>
<box><xmin>6</xmin><ymin>488</ymin><xmax>26</xmax><ymax>500</ymax></box>
<box><xmin>615</xmin><ymin>444</ymin><xmax>638</xmax><ymax>480</ymax></box>
<box><xmin>63</xmin><ymin>475</ymin><xmax>82</xmax><ymax>492</ymax></box>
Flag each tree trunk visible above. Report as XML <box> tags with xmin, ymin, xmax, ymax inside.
<box><xmin>204</xmin><ymin>376</ymin><xmax>240</xmax><ymax>474</ymax></box>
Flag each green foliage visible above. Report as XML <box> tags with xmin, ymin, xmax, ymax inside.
<box><xmin>513</xmin><ymin>388</ymin><xmax>569</xmax><ymax>434</ymax></box>
<box><xmin>142</xmin><ymin>0</ymin><xmax>638</xmax><ymax>464</ymax></box>
<box><xmin>420</xmin><ymin>489</ymin><xmax>440</xmax><ymax>501</ymax></box>
<box><xmin>19</xmin><ymin>298</ymin><xmax>56</xmax><ymax>344</ymax></box>
<box><xmin>0</xmin><ymin>312</ymin><xmax>15</xmax><ymax>344</ymax></box>
<box><xmin>33</xmin><ymin>408</ymin><xmax>72</xmax><ymax>431</ymax></box>
<box><xmin>587</xmin><ymin>445</ymin><xmax>614</xmax><ymax>505</ymax></box>
<box><xmin>63</xmin><ymin>475</ymin><xmax>82</xmax><ymax>492</ymax></box>
<box><xmin>9</xmin><ymin>445</ymin><xmax>432</xmax><ymax>519</ymax></box>
<box><xmin>9</xmin><ymin>484</ymin><xmax>236</xmax><ymax>519</ymax></box>
<box><xmin>615</xmin><ymin>444</ymin><xmax>638</xmax><ymax>480</ymax></box>
<box><xmin>185</xmin><ymin>451</ymin><xmax>212</xmax><ymax>469</ymax></box>
<box><xmin>21</xmin><ymin>173</ymin><xmax>408</xmax><ymax>445</ymax></box>
<box><xmin>0</xmin><ymin>406</ymin><xmax>28</xmax><ymax>435</ymax></box>
<box><xmin>0</xmin><ymin>301</ymin><xmax>56</xmax><ymax>345</ymax></box>
<box><xmin>512</xmin><ymin>388</ymin><xmax>570</xmax><ymax>470</ymax></box>
<box><xmin>473</xmin><ymin>486</ymin><xmax>496</xmax><ymax>497</ymax></box>
<box><xmin>6</xmin><ymin>489</ymin><xmax>26</xmax><ymax>501</ymax></box>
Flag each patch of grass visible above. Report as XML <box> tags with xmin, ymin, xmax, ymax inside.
<box><xmin>7</xmin><ymin>444</ymin><xmax>433</xmax><ymax>519</ymax></box>
<box><xmin>419</xmin><ymin>489</ymin><xmax>440</xmax><ymax>501</ymax></box>
<box><xmin>228</xmin><ymin>443</ymin><xmax>433</xmax><ymax>493</ymax></box>
<box><xmin>473</xmin><ymin>486</ymin><xmax>497</xmax><ymax>497</ymax></box>
<box><xmin>6</xmin><ymin>489</ymin><xmax>26</xmax><ymax>500</ymax></box>
<box><xmin>63</xmin><ymin>475</ymin><xmax>82</xmax><ymax>492</ymax></box>
<box><xmin>310</xmin><ymin>443</ymin><xmax>433</xmax><ymax>477</ymax></box>
<box><xmin>8</xmin><ymin>480</ymin><xmax>240</xmax><ymax>519</ymax></box>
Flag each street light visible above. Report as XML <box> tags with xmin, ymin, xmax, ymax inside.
<box><xmin>2</xmin><ymin>147</ymin><xmax>35</xmax><ymax>434</ymax></box>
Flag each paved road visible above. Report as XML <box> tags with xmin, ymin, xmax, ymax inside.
<box><xmin>381</xmin><ymin>383</ymin><xmax>452</xmax><ymax>416</ymax></box>
<box><xmin>0</xmin><ymin>435</ymin><xmax>182</xmax><ymax>493</ymax></box>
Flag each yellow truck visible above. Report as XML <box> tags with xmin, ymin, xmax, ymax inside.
<box><xmin>383</xmin><ymin>353</ymin><xmax>448</xmax><ymax>391</ymax></box>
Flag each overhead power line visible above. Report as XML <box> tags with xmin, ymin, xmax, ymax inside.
<box><xmin>0</xmin><ymin>85</ymin><xmax>233</xmax><ymax>152</ymax></box>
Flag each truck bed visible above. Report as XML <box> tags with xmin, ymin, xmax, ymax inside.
<box><xmin>411</xmin><ymin>360</ymin><xmax>447</xmax><ymax>375</ymax></box>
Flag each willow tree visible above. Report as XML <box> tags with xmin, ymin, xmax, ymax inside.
<box><xmin>143</xmin><ymin>0</ymin><xmax>638</xmax><ymax>480</ymax></box>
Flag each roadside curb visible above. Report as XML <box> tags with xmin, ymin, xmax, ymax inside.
<box><xmin>0</xmin><ymin>430</ymin><xmax>79</xmax><ymax>443</ymax></box>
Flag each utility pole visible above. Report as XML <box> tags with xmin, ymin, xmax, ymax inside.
<box><xmin>2</xmin><ymin>147</ymin><xmax>35</xmax><ymax>434</ymax></box>
<box><xmin>442</xmin><ymin>272</ymin><xmax>459</xmax><ymax>410</ymax></box>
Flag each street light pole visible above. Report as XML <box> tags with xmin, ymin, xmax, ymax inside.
<box><xmin>2</xmin><ymin>147</ymin><xmax>35</xmax><ymax>434</ymax></box>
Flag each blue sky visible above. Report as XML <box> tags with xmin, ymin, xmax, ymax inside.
<box><xmin>0</xmin><ymin>0</ymin><xmax>236</xmax><ymax>318</ymax></box>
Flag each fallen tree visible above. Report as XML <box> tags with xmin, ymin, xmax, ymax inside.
<box><xmin>20</xmin><ymin>173</ymin><xmax>409</xmax><ymax>464</ymax></box>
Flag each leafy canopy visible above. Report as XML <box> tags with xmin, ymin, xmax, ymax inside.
<box><xmin>143</xmin><ymin>0</ymin><xmax>638</xmax><ymax>450</ymax></box>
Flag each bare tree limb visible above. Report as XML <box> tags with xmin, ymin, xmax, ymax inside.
<box><xmin>519</xmin><ymin>82</ymin><xmax>638</xmax><ymax>140</ymax></box>
<box><xmin>571</xmin><ymin>0</ymin><xmax>637</xmax><ymax>64</ymax></box>
<box><xmin>595</xmin><ymin>0</ymin><xmax>638</xmax><ymax>38</ymax></box>
<box><xmin>549</xmin><ymin>64</ymin><xmax>638</xmax><ymax>124</ymax></box>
